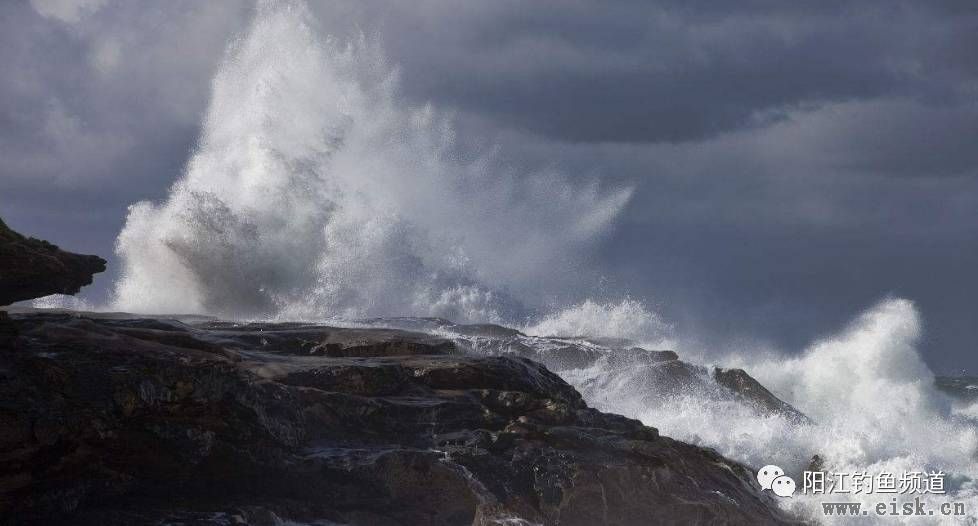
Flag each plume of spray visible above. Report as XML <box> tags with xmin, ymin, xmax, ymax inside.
<box><xmin>739</xmin><ymin>299</ymin><xmax>978</xmax><ymax>523</ymax></box>
<box><xmin>112</xmin><ymin>0</ymin><xmax>631</xmax><ymax>322</ymax></box>
<box><xmin>523</xmin><ymin>297</ymin><xmax>676</xmax><ymax>348</ymax></box>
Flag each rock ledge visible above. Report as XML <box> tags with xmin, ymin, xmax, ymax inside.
<box><xmin>0</xmin><ymin>218</ymin><xmax>106</xmax><ymax>306</ymax></box>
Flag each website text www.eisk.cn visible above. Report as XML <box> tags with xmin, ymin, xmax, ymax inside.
<box><xmin>821</xmin><ymin>497</ymin><xmax>966</xmax><ymax>517</ymax></box>
<box><xmin>803</xmin><ymin>470</ymin><xmax>966</xmax><ymax>518</ymax></box>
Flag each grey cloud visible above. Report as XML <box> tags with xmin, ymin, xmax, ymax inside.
<box><xmin>0</xmin><ymin>1</ymin><xmax>247</xmax><ymax>187</ymax></box>
<box><xmin>30</xmin><ymin>0</ymin><xmax>107</xmax><ymax>24</ymax></box>
<box><xmin>324</xmin><ymin>0</ymin><xmax>978</xmax><ymax>143</ymax></box>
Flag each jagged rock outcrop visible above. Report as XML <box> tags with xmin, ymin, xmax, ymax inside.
<box><xmin>0</xmin><ymin>217</ymin><xmax>106</xmax><ymax>306</ymax></box>
<box><xmin>0</xmin><ymin>313</ymin><xmax>799</xmax><ymax>525</ymax></box>
<box><xmin>379</xmin><ymin>319</ymin><xmax>810</xmax><ymax>424</ymax></box>
<box><xmin>714</xmin><ymin>368</ymin><xmax>811</xmax><ymax>424</ymax></box>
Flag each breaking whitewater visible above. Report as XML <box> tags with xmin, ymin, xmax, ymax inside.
<box><xmin>40</xmin><ymin>1</ymin><xmax>976</xmax><ymax>523</ymax></box>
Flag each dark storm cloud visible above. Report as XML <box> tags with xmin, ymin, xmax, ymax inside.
<box><xmin>1</xmin><ymin>0</ymin><xmax>977</xmax><ymax>372</ymax></box>
<box><xmin>337</xmin><ymin>0</ymin><xmax>978</xmax><ymax>143</ymax></box>
<box><xmin>480</xmin><ymin>94</ymin><xmax>978</xmax><ymax>371</ymax></box>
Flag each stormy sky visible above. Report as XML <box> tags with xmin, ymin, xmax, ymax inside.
<box><xmin>1</xmin><ymin>0</ymin><xmax>976</xmax><ymax>373</ymax></box>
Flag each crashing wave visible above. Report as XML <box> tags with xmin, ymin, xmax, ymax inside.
<box><xmin>112</xmin><ymin>0</ymin><xmax>631</xmax><ymax>323</ymax></box>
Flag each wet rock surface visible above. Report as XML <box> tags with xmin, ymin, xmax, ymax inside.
<box><xmin>382</xmin><ymin>319</ymin><xmax>810</xmax><ymax>424</ymax></box>
<box><xmin>0</xmin><ymin>218</ymin><xmax>106</xmax><ymax>306</ymax></box>
<box><xmin>713</xmin><ymin>368</ymin><xmax>811</xmax><ymax>424</ymax></box>
<box><xmin>0</xmin><ymin>313</ymin><xmax>799</xmax><ymax>525</ymax></box>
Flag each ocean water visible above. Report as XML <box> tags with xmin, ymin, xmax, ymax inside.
<box><xmin>91</xmin><ymin>1</ymin><xmax>978</xmax><ymax>523</ymax></box>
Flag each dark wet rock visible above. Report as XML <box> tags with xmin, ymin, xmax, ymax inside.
<box><xmin>714</xmin><ymin>368</ymin><xmax>812</xmax><ymax>424</ymax></box>
<box><xmin>0</xmin><ymin>217</ymin><xmax>106</xmax><ymax>306</ymax></box>
<box><xmin>191</xmin><ymin>322</ymin><xmax>459</xmax><ymax>357</ymax></box>
<box><xmin>307</xmin><ymin>328</ymin><xmax>459</xmax><ymax>357</ymax></box>
<box><xmin>0</xmin><ymin>310</ymin><xmax>15</xmax><ymax>346</ymax></box>
<box><xmin>444</xmin><ymin>327</ymin><xmax>808</xmax><ymax>424</ymax></box>
<box><xmin>807</xmin><ymin>454</ymin><xmax>825</xmax><ymax>473</ymax></box>
<box><xmin>0</xmin><ymin>313</ymin><xmax>799</xmax><ymax>525</ymax></box>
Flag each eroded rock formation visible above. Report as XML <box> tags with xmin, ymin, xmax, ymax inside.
<box><xmin>0</xmin><ymin>217</ymin><xmax>106</xmax><ymax>306</ymax></box>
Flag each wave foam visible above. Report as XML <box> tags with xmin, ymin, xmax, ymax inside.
<box><xmin>629</xmin><ymin>299</ymin><xmax>977</xmax><ymax>524</ymax></box>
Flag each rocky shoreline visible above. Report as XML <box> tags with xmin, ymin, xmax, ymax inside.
<box><xmin>0</xmin><ymin>312</ymin><xmax>803</xmax><ymax>525</ymax></box>
<box><xmin>0</xmin><ymin>219</ymin><xmax>803</xmax><ymax>525</ymax></box>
